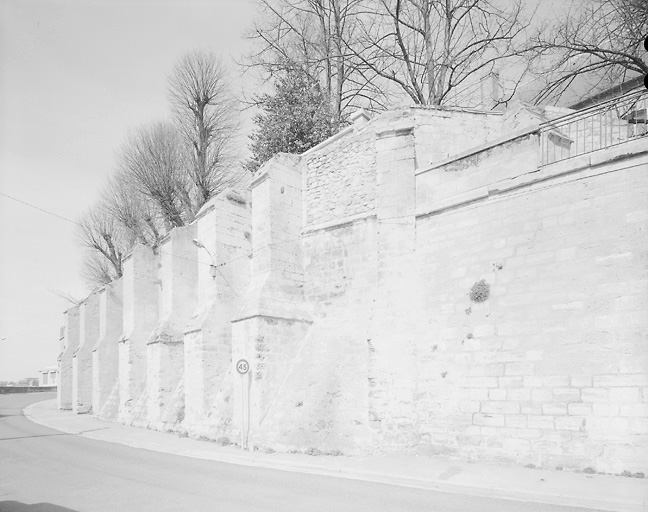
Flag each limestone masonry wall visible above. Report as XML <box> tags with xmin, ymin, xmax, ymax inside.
<box><xmin>92</xmin><ymin>280</ymin><xmax>122</xmax><ymax>419</ymax></box>
<box><xmin>58</xmin><ymin>101</ymin><xmax>648</xmax><ymax>473</ymax></box>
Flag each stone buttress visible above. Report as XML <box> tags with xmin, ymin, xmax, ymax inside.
<box><xmin>147</xmin><ymin>225</ymin><xmax>198</xmax><ymax>429</ymax></box>
<box><xmin>72</xmin><ymin>291</ymin><xmax>100</xmax><ymax>413</ymax></box>
<box><xmin>57</xmin><ymin>306</ymin><xmax>80</xmax><ymax>410</ymax></box>
<box><xmin>92</xmin><ymin>280</ymin><xmax>123</xmax><ymax>419</ymax></box>
<box><xmin>232</xmin><ymin>154</ymin><xmax>312</xmax><ymax>449</ymax></box>
<box><xmin>183</xmin><ymin>189</ymin><xmax>251</xmax><ymax>438</ymax></box>
<box><xmin>118</xmin><ymin>244</ymin><xmax>158</xmax><ymax>425</ymax></box>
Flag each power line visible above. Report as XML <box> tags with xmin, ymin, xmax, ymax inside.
<box><xmin>0</xmin><ymin>191</ymin><xmax>81</xmax><ymax>226</ymax></box>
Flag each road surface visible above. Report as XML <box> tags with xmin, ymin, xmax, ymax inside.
<box><xmin>1</xmin><ymin>393</ymin><xmax>602</xmax><ymax>512</ymax></box>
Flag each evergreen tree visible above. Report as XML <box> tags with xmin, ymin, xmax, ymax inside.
<box><xmin>246</xmin><ymin>68</ymin><xmax>336</xmax><ymax>172</ymax></box>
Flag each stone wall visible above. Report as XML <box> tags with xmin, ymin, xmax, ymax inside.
<box><xmin>147</xmin><ymin>225</ymin><xmax>198</xmax><ymax>429</ymax></box>
<box><xmin>57</xmin><ymin>102</ymin><xmax>648</xmax><ymax>473</ymax></box>
<box><xmin>72</xmin><ymin>291</ymin><xmax>99</xmax><ymax>413</ymax></box>
<box><xmin>92</xmin><ymin>280</ymin><xmax>122</xmax><ymax>419</ymax></box>
<box><xmin>58</xmin><ymin>306</ymin><xmax>80</xmax><ymax>410</ymax></box>
<box><xmin>119</xmin><ymin>244</ymin><xmax>158</xmax><ymax>425</ymax></box>
<box><xmin>413</xmin><ymin>139</ymin><xmax>648</xmax><ymax>472</ymax></box>
<box><xmin>183</xmin><ymin>190</ymin><xmax>251</xmax><ymax>438</ymax></box>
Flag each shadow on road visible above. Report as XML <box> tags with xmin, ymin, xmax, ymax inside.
<box><xmin>0</xmin><ymin>427</ymin><xmax>111</xmax><ymax>442</ymax></box>
<box><xmin>0</xmin><ymin>433</ymin><xmax>72</xmax><ymax>442</ymax></box>
<box><xmin>0</xmin><ymin>502</ymin><xmax>79</xmax><ymax>512</ymax></box>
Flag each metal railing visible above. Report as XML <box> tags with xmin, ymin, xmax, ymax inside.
<box><xmin>540</xmin><ymin>88</ymin><xmax>648</xmax><ymax>166</ymax></box>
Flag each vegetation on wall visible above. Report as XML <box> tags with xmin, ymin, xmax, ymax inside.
<box><xmin>245</xmin><ymin>66</ymin><xmax>336</xmax><ymax>173</ymax></box>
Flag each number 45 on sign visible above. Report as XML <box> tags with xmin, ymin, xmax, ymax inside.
<box><xmin>237</xmin><ymin>359</ymin><xmax>249</xmax><ymax>375</ymax></box>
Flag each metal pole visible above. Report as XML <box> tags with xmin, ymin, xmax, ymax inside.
<box><xmin>240</xmin><ymin>376</ymin><xmax>245</xmax><ymax>450</ymax></box>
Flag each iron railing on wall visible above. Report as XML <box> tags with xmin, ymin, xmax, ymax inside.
<box><xmin>540</xmin><ymin>88</ymin><xmax>648</xmax><ymax>166</ymax></box>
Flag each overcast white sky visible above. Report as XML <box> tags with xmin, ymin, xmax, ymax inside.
<box><xmin>0</xmin><ymin>0</ymin><xmax>255</xmax><ymax>381</ymax></box>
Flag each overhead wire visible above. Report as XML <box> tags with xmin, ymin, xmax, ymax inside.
<box><xmin>0</xmin><ymin>191</ymin><xmax>82</xmax><ymax>226</ymax></box>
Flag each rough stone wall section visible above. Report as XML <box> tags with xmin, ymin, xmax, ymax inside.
<box><xmin>92</xmin><ymin>280</ymin><xmax>123</xmax><ymax>419</ymax></box>
<box><xmin>301</xmin><ymin>107</ymin><xmax>502</xmax><ymax>232</ymax></box>
<box><xmin>58</xmin><ymin>307</ymin><xmax>80</xmax><ymax>410</ymax></box>
<box><xmin>118</xmin><ymin>244</ymin><xmax>158</xmax><ymax>425</ymax></box>
<box><xmin>303</xmin><ymin>129</ymin><xmax>376</xmax><ymax>227</ymax></box>
<box><xmin>72</xmin><ymin>292</ymin><xmax>99</xmax><ymax>414</ymax></box>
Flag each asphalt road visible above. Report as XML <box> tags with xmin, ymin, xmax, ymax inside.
<box><xmin>1</xmin><ymin>393</ymin><xmax>601</xmax><ymax>512</ymax></box>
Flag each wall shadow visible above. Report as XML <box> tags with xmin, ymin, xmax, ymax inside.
<box><xmin>0</xmin><ymin>502</ymin><xmax>79</xmax><ymax>512</ymax></box>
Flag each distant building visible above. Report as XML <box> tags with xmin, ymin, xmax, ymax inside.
<box><xmin>39</xmin><ymin>366</ymin><xmax>58</xmax><ymax>387</ymax></box>
<box><xmin>569</xmin><ymin>76</ymin><xmax>644</xmax><ymax>110</ymax></box>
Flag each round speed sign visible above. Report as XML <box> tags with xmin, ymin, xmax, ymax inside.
<box><xmin>236</xmin><ymin>359</ymin><xmax>250</xmax><ymax>375</ymax></box>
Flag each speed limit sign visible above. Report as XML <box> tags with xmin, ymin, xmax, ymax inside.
<box><xmin>236</xmin><ymin>359</ymin><xmax>250</xmax><ymax>375</ymax></box>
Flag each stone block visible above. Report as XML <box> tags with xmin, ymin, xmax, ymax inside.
<box><xmin>532</xmin><ymin>388</ymin><xmax>552</xmax><ymax>401</ymax></box>
<box><xmin>528</xmin><ymin>415</ymin><xmax>554</xmax><ymax>429</ymax></box>
<box><xmin>581</xmin><ymin>388</ymin><xmax>608</xmax><ymax>402</ymax></box>
<box><xmin>498</xmin><ymin>376</ymin><xmax>524</xmax><ymax>388</ymax></box>
<box><xmin>459</xmin><ymin>401</ymin><xmax>481</xmax><ymax>413</ymax></box>
<box><xmin>593</xmin><ymin>374</ymin><xmax>648</xmax><ymax>387</ymax></box>
<box><xmin>552</xmin><ymin>388</ymin><xmax>581</xmax><ymax>402</ymax></box>
<box><xmin>555</xmin><ymin>416</ymin><xmax>585</xmax><ymax>431</ymax></box>
<box><xmin>592</xmin><ymin>403</ymin><xmax>619</xmax><ymax>416</ymax></box>
<box><xmin>464</xmin><ymin>377</ymin><xmax>499</xmax><ymax>388</ymax></box>
<box><xmin>542</xmin><ymin>402</ymin><xmax>568</xmax><ymax>416</ymax></box>
<box><xmin>503</xmin><ymin>438</ymin><xmax>530</xmax><ymax>452</ymax></box>
<box><xmin>609</xmin><ymin>387</ymin><xmax>640</xmax><ymax>402</ymax></box>
<box><xmin>482</xmin><ymin>401</ymin><xmax>520</xmax><ymax>415</ymax></box>
<box><xmin>542</xmin><ymin>376</ymin><xmax>570</xmax><ymax>387</ymax></box>
<box><xmin>507</xmin><ymin>388</ymin><xmax>531</xmax><ymax>401</ymax></box>
<box><xmin>567</xmin><ymin>403</ymin><xmax>593</xmax><ymax>416</ymax></box>
<box><xmin>570</xmin><ymin>376</ymin><xmax>592</xmax><ymax>387</ymax></box>
<box><xmin>473</xmin><ymin>413</ymin><xmax>505</xmax><ymax>427</ymax></box>
<box><xmin>488</xmin><ymin>389</ymin><xmax>507</xmax><ymax>401</ymax></box>
<box><xmin>516</xmin><ymin>428</ymin><xmax>543</xmax><ymax>439</ymax></box>
<box><xmin>620</xmin><ymin>404</ymin><xmax>648</xmax><ymax>417</ymax></box>
<box><xmin>505</xmin><ymin>415</ymin><xmax>528</xmax><ymax>428</ymax></box>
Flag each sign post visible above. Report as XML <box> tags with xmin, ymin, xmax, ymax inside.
<box><xmin>236</xmin><ymin>359</ymin><xmax>250</xmax><ymax>450</ymax></box>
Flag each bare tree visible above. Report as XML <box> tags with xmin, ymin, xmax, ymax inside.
<box><xmin>47</xmin><ymin>288</ymin><xmax>83</xmax><ymax>306</ymax></box>
<box><xmin>118</xmin><ymin>122</ymin><xmax>194</xmax><ymax>228</ymax></box>
<box><xmin>102</xmin><ymin>172</ymin><xmax>164</xmax><ymax>248</ymax></box>
<box><xmin>81</xmin><ymin>251</ymin><xmax>118</xmax><ymax>289</ymax></box>
<box><xmin>349</xmin><ymin>0</ymin><xmax>530</xmax><ymax>107</ymax></box>
<box><xmin>526</xmin><ymin>0</ymin><xmax>648</xmax><ymax>104</ymax></box>
<box><xmin>169</xmin><ymin>50</ymin><xmax>239</xmax><ymax>205</ymax></box>
<box><xmin>244</xmin><ymin>0</ymin><xmax>388</xmax><ymax>126</ymax></box>
<box><xmin>76</xmin><ymin>203</ymin><xmax>133</xmax><ymax>287</ymax></box>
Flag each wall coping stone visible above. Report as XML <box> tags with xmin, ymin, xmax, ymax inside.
<box><xmin>231</xmin><ymin>313</ymin><xmax>314</xmax><ymax>325</ymax></box>
<box><xmin>303</xmin><ymin>212</ymin><xmax>377</xmax><ymax>235</ymax></box>
<box><xmin>416</xmin><ymin>135</ymin><xmax>648</xmax><ymax>219</ymax></box>
<box><xmin>301</xmin><ymin>124</ymin><xmax>358</xmax><ymax>157</ymax></box>
<box><xmin>376</xmin><ymin>126</ymin><xmax>414</xmax><ymax>139</ymax></box>
<box><xmin>416</xmin><ymin>124</ymin><xmax>540</xmax><ymax>176</ymax></box>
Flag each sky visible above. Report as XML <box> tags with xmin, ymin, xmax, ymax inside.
<box><xmin>0</xmin><ymin>0</ymin><xmax>256</xmax><ymax>382</ymax></box>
